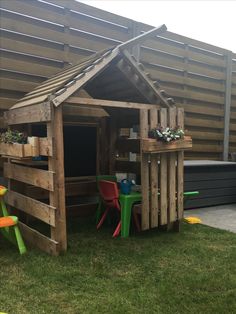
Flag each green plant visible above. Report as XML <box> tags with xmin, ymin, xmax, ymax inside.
<box><xmin>148</xmin><ymin>126</ymin><xmax>184</xmax><ymax>142</ymax></box>
<box><xmin>0</xmin><ymin>129</ymin><xmax>27</xmax><ymax>144</ymax></box>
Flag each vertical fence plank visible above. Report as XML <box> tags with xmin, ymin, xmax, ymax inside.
<box><xmin>168</xmin><ymin>107</ymin><xmax>177</xmax><ymax>224</ymax></box>
<box><xmin>149</xmin><ymin>108</ymin><xmax>158</xmax><ymax>228</ymax></box>
<box><xmin>140</xmin><ymin>109</ymin><xmax>149</xmax><ymax>230</ymax></box>
<box><xmin>159</xmin><ymin>108</ymin><xmax>168</xmax><ymax>225</ymax></box>
<box><xmin>223</xmin><ymin>51</ymin><xmax>232</xmax><ymax>161</ymax></box>
<box><xmin>177</xmin><ymin>108</ymin><xmax>184</xmax><ymax>220</ymax></box>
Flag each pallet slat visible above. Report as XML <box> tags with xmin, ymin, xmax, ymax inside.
<box><xmin>4</xmin><ymin>163</ymin><xmax>54</xmax><ymax>191</ymax></box>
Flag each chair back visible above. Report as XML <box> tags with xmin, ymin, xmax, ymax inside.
<box><xmin>96</xmin><ymin>175</ymin><xmax>117</xmax><ymax>190</ymax></box>
<box><xmin>98</xmin><ymin>180</ymin><xmax>119</xmax><ymax>202</ymax></box>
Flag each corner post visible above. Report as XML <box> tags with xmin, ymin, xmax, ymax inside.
<box><xmin>47</xmin><ymin>104</ymin><xmax>67</xmax><ymax>253</ymax></box>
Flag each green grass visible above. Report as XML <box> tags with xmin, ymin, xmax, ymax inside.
<box><xmin>0</xmin><ymin>220</ymin><xmax>236</xmax><ymax>314</ymax></box>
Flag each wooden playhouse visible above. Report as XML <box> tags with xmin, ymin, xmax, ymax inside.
<box><xmin>1</xmin><ymin>25</ymin><xmax>192</xmax><ymax>255</ymax></box>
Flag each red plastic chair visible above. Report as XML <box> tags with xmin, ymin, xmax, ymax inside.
<box><xmin>96</xmin><ymin>180</ymin><xmax>121</xmax><ymax>237</ymax></box>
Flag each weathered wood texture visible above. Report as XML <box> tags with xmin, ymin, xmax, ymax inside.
<box><xmin>5</xmin><ymin>190</ymin><xmax>56</xmax><ymax>226</ymax></box>
<box><xmin>0</xmin><ymin>0</ymin><xmax>235</xmax><ymax>160</ymax></box>
<box><xmin>117</xmin><ymin>107</ymin><xmax>188</xmax><ymax>230</ymax></box>
<box><xmin>18</xmin><ymin>221</ymin><xmax>59</xmax><ymax>256</ymax></box>
<box><xmin>139</xmin><ymin>108</ymin><xmax>187</xmax><ymax>228</ymax></box>
<box><xmin>4</xmin><ymin>162</ymin><xmax>54</xmax><ymax>191</ymax></box>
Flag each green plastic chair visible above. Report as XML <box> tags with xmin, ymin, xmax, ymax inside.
<box><xmin>95</xmin><ymin>175</ymin><xmax>117</xmax><ymax>224</ymax></box>
<box><xmin>0</xmin><ymin>186</ymin><xmax>27</xmax><ymax>255</ymax></box>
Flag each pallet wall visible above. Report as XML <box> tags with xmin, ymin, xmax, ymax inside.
<box><xmin>0</xmin><ymin>0</ymin><xmax>235</xmax><ymax>161</ymax></box>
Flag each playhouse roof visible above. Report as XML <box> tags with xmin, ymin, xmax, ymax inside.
<box><xmin>11</xmin><ymin>24</ymin><xmax>174</xmax><ymax>110</ymax></box>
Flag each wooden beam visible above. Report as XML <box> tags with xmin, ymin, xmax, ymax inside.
<box><xmin>63</xmin><ymin>104</ymin><xmax>109</xmax><ymax>118</ymax></box>
<box><xmin>121</xmin><ymin>50</ymin><xmax>171</xmax><ymax>108</ymax></box>
<box><xmin>47</xmin><ymin>106</ymin><xmax>67</xmax><ymax>253</ymax></box>
<box><xmin>18</xmin><ymin>222</ymin><xmax>59</xmax><ymax>256</ymax></box>
<box><xmin>118</xmin><ymin>25</ymin><xmax>167</xmax><ymax>51</ymax></box>
<box><xmin>4</xmin><ymin>102</ymin><xmax>51</xmax><ymax>125</ymax></box>
<box><xmin>4</xmin><ymin>163</ymin><xmax>54</xmax><ymax>191</ymax></box>
<box><xmin>5</xmin><ymin>190</ymin><xmax>56</xmax><ymax>226</ymax></box>
<box><xmin>65</xmin><ymin>180</ymin><xmax>97</xmax><ymax>197</ymax></box>
<box><xmin>52</xmin><ymin>49</ymin><xmax>120</xmax><ymax>107</ymax></box>
<box><xmin>39</xmin><ymin>137</ymin><xmax>53</xmax><ymax>156</ymax></box>
<box><xmin>65</xmin><ymin>97</ymin><xmax>160</xmax><ymax>110</ymax></box>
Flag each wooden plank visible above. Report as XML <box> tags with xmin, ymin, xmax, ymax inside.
<box><xmin>159</xmin><ymin>108</ymin><xmax>168</xmax><ymax>225</ymax></box>
<box><xmin>118</xmin><ymin>24</ymin><xmax>167</xmax><ymax>51</ymax></box>
<box><xmin>5</xmin><ymin>190</ymin><xmax>56</xmax><ymax>226</ymax></box>
<box><xmin>4</xmin><ymin>163</ymin><xmax>54</xmax><ymax>191</ymax></box>
<box><xmin>0</xmin><ymin>78</ymin><xmax>38</xmax><ymax>93</ymax></box>
<box><xmin>140</xmin><ymin>109</ymin><xmax>149</xmax><ymax>230</ymax></box>
<box><xmin>66</xmin><ymin>97</ymin><xmax>160</xmax><ymax>110</ymax></box>
<box><xmin>5</xmin><ymin>102</ymin><xmax>51</xmax><ymax>124</ymax></box>
<box><xmin>66</xmin><ymin>203</ymin><xmax>97</xmax><ymax>217</ymax></box>
<box><xmin>65</xmin><ymin>180</ymin><xmax>97</xmax><ymax>197</ymax></box>
<box><xmin>177</xmin><ymin>108</ymin><xmax>184</xmax><ymax>220</ymax></box>
<box><xmin>0</xmin><ymin>97</ymin><xmax>18</xmax><ymax>110</ymax></box>
<box><xmin>63</xmin><ymin>104</ymin><xmax>109</xmax><ymax>118</ymax></box>
<box><xmin>1</xmin><ymin>56</ymin><xmax>62</xmax><ymax>78</ymax></box>
<box><xmin>143</xmin><ymin>37</ymin><xmax>226</xmax><ymax>67</ymax></box>
<box><xmin>149</xmin><ymin>108</ymin><xmax>158</xmax><ymax>228</ymax></box>
<box><xmin>164</xmin><ymin>30</ymin><xmax>228</xmax><ymax>55</ymax></box>
<box><xmin>162</xmin><ymin>86</ymin><xmax>224</xmax><ymax>105</ymax></box>
<box><xmin>18</xmin><ymin>221</ymin><xmax>59</xmax><ymax>256</ymax></box>
<box><xmin>120</xmin><ymin>50</ymin><xmax>171</xmax><ymax>107</ymax></box>
<box><xmin>144</xmin><ymin>63</ymin><xmax>225</xmax><ymax>93</ymax></box>
<box><xmin>185</xmin><ymin>117</ymin><xmax>224</xmax><ymax>129</ymax></box>
<box><xmin>47</xmin><ymin>106</ymin><xmax>67</xmax><ymax>253</ymax></box>
<box><xmin>140</xmin><ymin>49</ymin><xmax>226</xmax><ymax>80</ymax></box>
<box><xmin>39</xmin><ymin>138</ymin><xmax>53</xmax><ymax>157</ymax></box>
<box><xmin>52</xmin><ymin>49</ymin><xmax>120</xmax><ymax>107</ymax></box>
<box><xmin>142</xmin><ymin>137</ymin><xmax>192</xmax><ymax>153</ymax></box>
<box><xmin>167</xmin><ymin>107</ymin><xmax>177</xmax><ymax>223</ymax></box>
<box><xmin>46</xmin><ymin>0</ymin><xmax>131</xmax><ymax>27</ymax></box>
<box><xmin>223</xmin><ymin>52</ymin><xmax>232</xmax><ymax>160</ymax></box>
<box><xmin>186</xmin><ymin>130</ymin><xmax>223</xmax><ymax>141</ymax></box>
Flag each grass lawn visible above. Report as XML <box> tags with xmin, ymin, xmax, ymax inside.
<box><xmin>0</xmin><ymin>220</ymin><xmax>236</xmax><ymax>314</ymax></box>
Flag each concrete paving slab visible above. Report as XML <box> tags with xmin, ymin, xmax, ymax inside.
<box><xmin>184</xmin><ymin>204</ymin><xmax>236</xmax><ymax>233</ymax></box>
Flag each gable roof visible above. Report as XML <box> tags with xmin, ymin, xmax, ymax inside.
<box><xmin>11</xmin><ymin>24</ymin><xmax>175</xmax><ymax>110</ymax></box>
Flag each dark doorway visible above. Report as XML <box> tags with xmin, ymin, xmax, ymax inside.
<box><xmin>63</xmin><ymin>125</ymin><xmax>97</xmax><ymax>177</ymax></box>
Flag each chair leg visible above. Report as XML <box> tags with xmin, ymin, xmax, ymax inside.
<box><xmin>112</xmin><ymin>221</ymin><xmax>121</xmax><ymax>238</ymax></box>
<box><xmin>97</xmin><ymin>208</ymin><xmax>109</xmax><ymax>229</ymax></box>
<box><xmin>95</xmin><ymin>200</ymin><xmax>102</xmax><ymax>224</ymax></box>
<box><xmin>14</xmin><ymin>225</ymin><xmax>27</xmax><ymax>255</ymax></box>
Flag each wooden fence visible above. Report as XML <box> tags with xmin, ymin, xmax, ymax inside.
<box><xmin>0</xmin><ymin>0</ymin><xmax>236</xmax><ymax>165</ymax></box>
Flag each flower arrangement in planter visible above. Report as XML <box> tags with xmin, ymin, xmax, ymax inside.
<box><xmin>142</xmin><ymin>125</ymin><xmax>192</xmax><ymax>153</ymax></box>
<box><xmin>0</xmin><ymin>129</ymin><xmax>39</xmax><ymax>158</ymax></box>
<box><xmin>0</xmin><ymin>129</ymin><xmax>27</xmax><ymax>144</ymax></box>
<box><xmin>148</xmin><ymin>126</ymin><xmax>185</xmax><ymax>142</ymax></box>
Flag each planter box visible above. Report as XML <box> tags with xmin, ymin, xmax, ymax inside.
<box><xmin>0</xmin><ymin>137</ymin><xmax>39</xmax><ymax>158</ymax></box>
<box><xmin>142</xmin><ymin>136</ymin><xmax>192</xmax><ymax>153</ymax></box>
